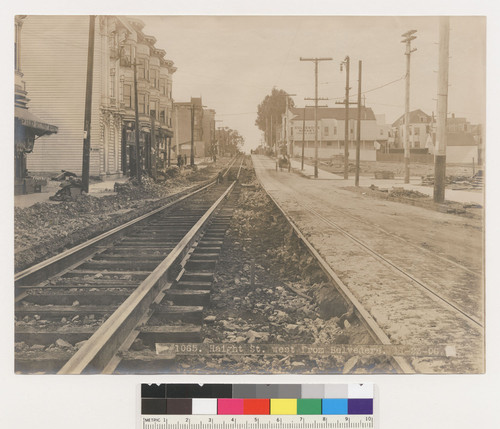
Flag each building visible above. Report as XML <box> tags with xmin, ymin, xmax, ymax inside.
<box><xmin>14</xmin><ymin>16</ymin><xmax>58</xmax><ymax>194</ymax></box>
<box><xmin>390</xmin><ymin>109</ymin><xmax>433</xmax><ymax>149</ymax></box>
<box><xmin>20</xmin><ymin>15</ymin><xmax>175</xmax><ymax>179</ymax></box>
<box><xmin>283</xmin><ymin>106</ymin><xmax>381</xmax><ymax>161</ymax></box>
<box><xmin>389</xmin><ymin>109</ymin><xmax>482</xmax><ymax>164</ymax></box>
<box><xmin>173</xmin><ymin>97</ymin><xmax>216</xmax><ymax>161</ymax></box>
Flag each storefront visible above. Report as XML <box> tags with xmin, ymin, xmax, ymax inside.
<box><xmin>14</xmin><ymin>106</ymin><xmax>58</xmax><ymax>195</ymax></box>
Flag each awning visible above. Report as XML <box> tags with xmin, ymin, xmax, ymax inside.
<box><xmin>15</xmin><ymin>106</ymin><xmax>58</xmax><ymax>135</ymax></box>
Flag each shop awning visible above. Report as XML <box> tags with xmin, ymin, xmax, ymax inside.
<box><xmin>15</xmin><ymin>106</ymin><xmax>58</xmax><ymax>135</ymax></box>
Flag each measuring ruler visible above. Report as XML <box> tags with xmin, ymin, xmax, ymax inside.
<box><xmin>141</xmin><ymin>415</ymin><xmax>375</xmax><ymax>429</ymax></box>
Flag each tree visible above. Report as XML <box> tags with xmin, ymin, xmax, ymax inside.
<box><xmin>216</xmin><ymin>127</ymin><xmax>245</xmax><ymax>156</ymax></box>
<box><xmin>255</xmin><ymin>88</ymin><xmax>295</xmax><ymax>148</ymax></box>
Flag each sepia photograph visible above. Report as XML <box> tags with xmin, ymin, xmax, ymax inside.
<box><xmin>13</xmin><ymin>15</ymin><xmax>485</xmax><ymax>375</ymax></box>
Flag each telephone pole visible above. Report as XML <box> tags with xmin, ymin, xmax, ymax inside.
<box><xmin>133</xmin><ymin>48</ymin><xmax>141</xmax><ymax>183</ymax></box>
<box><xmin>301</xmin><ymin>107</ymin><xmax>306</xmax><ymax>170</ymax></box>
<box><xmin>338</xmin><ymin>56</ymin><xmax>351</xmax><ymax>179</ymax></box>
<box><xmin>301</xmin><ymin>56</ymin><xmax>333</xmax><ymax>178</ymax></box>
<box><xmin>433</xmin><ymin>17</ymin><xmax>449</xmax><ymax>203</ymax></box>
<box><xmin>355</xmin><ymin>60</ymin><xmax>362</xmax><ymax>187</ymax></box>
<box><xmin>81</xmin><ymin>15</ymin><xmax>95</xmax><ymax>193</ymax></box>
<box><xmin>401</xmin><ymin>29</ymin><xmax>417</xmax><ymax>184</ymax></box>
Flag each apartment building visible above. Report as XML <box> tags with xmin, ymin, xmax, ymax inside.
<box><xmin>20</xmin><ymin>15</ymin><xmax>175</xmax><ymax>178</ymax></box>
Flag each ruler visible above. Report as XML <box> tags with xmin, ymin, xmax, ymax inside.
<box><xmin>141</xmin><ymin>415</ymin><xmax>375</xmax><ymax>429</ymax></box>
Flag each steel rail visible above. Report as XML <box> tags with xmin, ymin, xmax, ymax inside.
<box><xmin>307</xmin><ymin>195</ymin><xmax>481</xmax><ymax>278</ymax></box>
<box><xmin>58</xmin><ymin>178</ymin><xmax>238</xmax><ymax>374</ymax></box>
<box><xmin>257</xmin><ymin>175</ymin><xmax>415</xmax><ymax>374</ymax></box>
<box><xmin>15</xmin><ymin>157</ymin><xmax>239</xmax><ymax>288</ymax></box>
<box><xmin>300</xmin><ymin>202</ymin><xmax>483</xmax><ymax>330</ymax></box>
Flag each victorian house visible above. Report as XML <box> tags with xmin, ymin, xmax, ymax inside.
<box><xmin>19</xmin><ymin>15</ymin><xmax>175</xmax><ymax>179</ymax></box>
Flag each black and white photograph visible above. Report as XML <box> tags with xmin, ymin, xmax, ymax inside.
<box><xmin>12</xmin><ymin>15</ymin><xmax>486</xmax><ymax>376</ymax></box>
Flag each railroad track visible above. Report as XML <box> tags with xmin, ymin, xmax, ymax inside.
<box><xmin>15</xmin><ymin>157</ymin><xmax>244</xmax><ymax>374</ymax></box>
<box><xmin>297</xmin><ymin>202</ymin><xmax>483</xmax><ymax>330</ymax></box>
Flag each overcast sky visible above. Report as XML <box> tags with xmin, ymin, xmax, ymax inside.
<box><xmin>141</xmin><ymin>16</ymin><xmax>485</xmax><ymax>151</ymax></box>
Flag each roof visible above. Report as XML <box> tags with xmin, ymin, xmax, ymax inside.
<box><xmin>15</xmin><ymin>107</ymin><xmax>58</xmax><ymax>134</ymax></box>
<box><xmin>447</xmin><ymin>132</ymin><xmax>477</xmax><ymax>146</ymax></box>
<box><xmin>392</xmin><ymin>109</ymin><xmax>431</xmax><ymax>127</ymax></box>
<box><xmin>290</xmin><ymin>106</ymin><xmax>376</xmax><ymax>121</ymax></box>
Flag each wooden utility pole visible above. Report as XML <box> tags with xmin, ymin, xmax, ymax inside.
<box><xmin>167</xmin><ymin>137</ymin><xmax>171</xmax><ymax>167</ymax></box>
<box><xmin>190</xmin><ymin>104</ymin><xmax>195</xmax><ymax>166</ymax></box>
<box><xmin>433</xmin><ymin>17</ymin><xmax>449</xmax><ymax>203</ymax></box>
<box><xmin>355</xmin><ymin>60</ymin><xmax>362</xmax><ymax>187</ymax></box>
<box><xmin>81</xmin><ymin>15</ymin><xmax>95</xmax><ymax>193</ymax></box>
<box><xmin>402</xmin><ymin>29</ymin><xmax>417</xmax><ymax>184</ymax></box>
<box><xmin>301</xmin><ymin>57</ymin><xmax>332</xmax><ymax>178</ymax></box>
<box><xmin>133</xmin><ymin>51</ymin><xmax>141</xmax><ymax>183</ymax></box>
<box><xmin>150</xmin><ymin>111</ymin><xmax>157</xmax><ymax>179</ymax></box>
<box><xmin>342</xmin><ymin>56</ymin><xmax>350</xmax><ymax>179</ymax></box>
<box><xmin>301</xmin><ymin>107</ymin><xmax>306</xmax><ymax>170</ymax></box>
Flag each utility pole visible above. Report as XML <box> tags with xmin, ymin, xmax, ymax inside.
<box><xmin>150</xmin><ymin>110</ymin><xmax>156</xmax><ymax>179</ymax></box>
<box><xmin>355</xmin><ymin>60</ymin><xmax>362</xmax><ymax>187</ymax></box>
<box><xmin>433</xmin><ymin>17</ymin><xmax>449</xmax><ymax>203</ymax></box>
<box><xmin>190</xmin><ymin>104</ymin><xmax>195</xmax><ymax>166</ymax></box>
<box><xmin>133</xmin><ymin>50</ymin><xmax>141</xmax><ymax>183</ymax></box>
<box><xmin>301</xmin><ymin>57</ymin><xmax>332</xmax><ymax>178</ymax></box>
<box><xmin>81</xmin><ymin>15</ymin><xmax>95</xmax><ymax>193</ymax></box>
<box><xmin>338</xmin><ymin>56</ymin><xmax>351</xmax><ymax>179</ymax></box>
<box><xmin>401</xmin><ymin>29</ymin><xmax>417</xmax><ymax>184</ymax></box>
<box><xmin>167</xmin><ymin>137</ymin><xmax>171</xmax><ymax>167</ymax></box>
<box><xmin>301</xmin><ymin>106</ymin><xmax>306</xmax><ymax>170</ymax></box>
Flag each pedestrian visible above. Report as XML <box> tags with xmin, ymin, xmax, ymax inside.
<box><xmin>184</xmin><ymin>154</ymin><xmax>187</xmax><ymax>166</ymax></box>
<box><xmin>177</xmin><ymin>154</ymin><xmax>182</xmax><ymax>167</ymax></box>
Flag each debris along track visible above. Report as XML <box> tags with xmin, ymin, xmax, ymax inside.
<box><xmin>253</xmin><ymin>177</ymin><xmax>413</xmax><ymax>374</ymax></box>
<box><xmin>129</xmin><ymin>159</ymin><xmax>396</xmax><ymax>375</ymax></box>
<box><xmin>14</xmin><ymin>157</ymin><xmax>243</xmax><ymax>374</ymax></box>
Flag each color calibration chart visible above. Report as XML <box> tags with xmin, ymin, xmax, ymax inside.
<box><xmin>141</xmin><ymin>383</ymin><xmax>376</xmax><ymax>429</ymax></box>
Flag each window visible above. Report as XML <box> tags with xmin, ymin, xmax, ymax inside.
<box><xmin>324</xmin><ymin>126</ymin><xmax>329</xmax><ymax>136</ymax></box>
<box><xmin>333</xmin><ymin>126</ymin><xmax>337</xmax><ymax>135</ymax></box>
<box><xmin>151</xmin><ymin>100</ymin><xmax>158</xmax><ymax>118</ymax></box>
<box><xmin>160</xmin><ymin>110</ymin><xmax>166</xmax><ymax>124</ymax></box>
<box><xmin>380</xmin><ymin>129</ymin><xmax>384</xmax><ymax>136</ymax></box>
<box><xmin>414</xmin><ymin>127</ymin><xmax>420</xmax><ymax>135</ymax></box>
<box><xmin>138</xmin><ymin>59</ymin><xmax>149</xmax><ymax>80</ymax></box>
<box><xmin>123</xmin><ymin>84</ymin><xmax>132</xmax><ymax>108</ymax></box>
<box><xmin>139</xmin><ymin>93</ymin><xmax>149</xmax><ymax>114</ymax></box>
<box><xmin>120</xmin><ymin>45</ymin><xmax>132</xmax><ymax>67</ymax></box>
<box><xmin>150</xmin><ymin>69</ymin><xmax>159</xmax><ymax>88</ymax></box>
<box><xmin>160</xmin><ymin>78</ymin><xmax>166</xmax><ymax>95</ymax></box>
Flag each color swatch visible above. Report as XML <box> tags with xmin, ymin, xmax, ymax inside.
<box><xmin>141</xmin><ymin>384</ymin><xmax>374</xmax><ymax>416</ymax></box>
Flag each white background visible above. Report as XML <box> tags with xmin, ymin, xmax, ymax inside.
<box><xmin>2</xmin><ymin>2</ymin><xmax>499</xmax><ymax>428</ymax></box>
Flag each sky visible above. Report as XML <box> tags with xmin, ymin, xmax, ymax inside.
<box><xmin>141</xmin><ymin>16</ymin><xmax>486</xmax><ymax>152</ymax></box>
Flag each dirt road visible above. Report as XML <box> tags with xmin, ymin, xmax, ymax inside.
<box><xmin>252</xmin><ymin>155</ymin><xmax>484</xmax><ymax>373</ymax></box>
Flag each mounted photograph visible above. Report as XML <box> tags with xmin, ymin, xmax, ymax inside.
<box><xmin>13</xmin><ymin>15</ymin><xmax>485</xmax><ymax>375</ymax></box>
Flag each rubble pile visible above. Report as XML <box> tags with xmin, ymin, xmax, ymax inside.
<box><xmin>421</xmin><ymin>170</ymin><xmax>483</xmax><ymax>190</ymax></box>
<box><xmin>175</xmin><ymin>175</ymin><xmax>392</xmax><ymax>374</ymax></box>
<box><xmin>388</xmin><ymin>187</ymin><xmax>428</xmax><ymax>199</ymax></box>
<box><xmin>15</xmin><ymin>162</ymin><xmax>226</xmax><ymax>271</ymax></box>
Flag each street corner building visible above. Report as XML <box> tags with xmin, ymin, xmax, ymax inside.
<box><xmin>17</xmin><ymin>15</ymin><xmax>176</xmax><ymax>183</ymax></box>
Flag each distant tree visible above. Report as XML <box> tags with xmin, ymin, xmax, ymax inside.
<box><xmin>255</xmin><ymin>88</ymin><xmax>295</xmax><ymax>148</ymax></box>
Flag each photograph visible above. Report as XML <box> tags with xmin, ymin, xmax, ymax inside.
<box><xmin>13</xmin><ymin>15</ymin><xmax>485</xmax><ymax>375</ymax></box>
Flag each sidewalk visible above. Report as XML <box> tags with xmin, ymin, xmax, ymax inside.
<box><xmin>288</xmin><ymin>158</ymin><xmax>484</xmax><ymax>206</ymax></box>
<box><xmin>14</xmin><ymin>157</ymin><xmax>216</xmax><ymax>209</ymax></box>
<box><xmin>14</xmin><ymin>176</ymin><xmax>129</xmax><ymax>209</ymax></box>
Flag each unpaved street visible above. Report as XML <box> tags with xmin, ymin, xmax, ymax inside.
<box><xmin>253</xmin><ymin>155</ymin><xmax>484</xmax><ymax>373</ymax></box>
